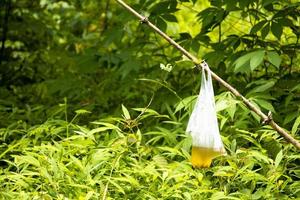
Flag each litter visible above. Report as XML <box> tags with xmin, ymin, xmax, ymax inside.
<box><xmin>186</xmin><ymin>62</ymin><xmax>226</xmax><ymax>168</ymax></box>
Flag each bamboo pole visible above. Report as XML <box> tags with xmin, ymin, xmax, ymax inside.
<box><xmin>115</xmin><ymin>0</ymin><xmax>300</xmax><ymax>150</ymax></box>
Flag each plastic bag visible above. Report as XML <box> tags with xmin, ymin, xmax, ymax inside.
<box><xmin>186</xmin><ymin>62</ymin><xmax>226</xmax><ymax>168</ymax></box>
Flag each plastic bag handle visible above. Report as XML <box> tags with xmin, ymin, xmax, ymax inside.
<box><xmin>201</xmin><ymin>63</ymin><xmax>215</xmax><ymax>107</ymax></box>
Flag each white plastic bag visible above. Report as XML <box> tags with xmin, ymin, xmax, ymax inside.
<box><xmin>186</xmin><ymin>62</ymin><xmax>226</xmax><ymax>168</ymax></box>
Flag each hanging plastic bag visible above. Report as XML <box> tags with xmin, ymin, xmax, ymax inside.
<box><xmin>186</xmin><ymin>62</ymin><xmax>226</xmax><ymax>168</ymax></box>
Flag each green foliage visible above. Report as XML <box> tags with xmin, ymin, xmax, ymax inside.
<box><xmin>0</xmin><ymin>0</ymin><xmax>300</xmax><ymax>199</ymax></box>
<box><xmin>1</xmin><ymin>106</ymin><xmax>299</xmax><ymax>199</ymax></box>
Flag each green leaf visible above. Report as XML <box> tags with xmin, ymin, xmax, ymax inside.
<box><xmin>211</xmin><ymin>191</ymin><xmax>240</xmax><ymax>200</ymax></box>
<box><xmin>227</xmin><ymin>103</ymin><xmax>237</xmax><ymax>119</ymax></box>
<box><xmin>278</xmin><ymin>17</ymin><xmax>293</xmax><ymax>27</ymax></box>
<box><xmin>107</xmin><ymin>179</ymin><xmax>125</xmax><ymax>194</ymax></box>
<box><xmin>91</xmin><ymin>122</ymin><xmax>121</xmax><ymax>131</ymax></box>
<box><xmin>75</xmin><ymin>109</ymin><xmax>91</xmax><ymax>115</ymax></box>
<box><xmin>119</xmin><ymin>59</ymin><xmax>140</xmax><ymax>79</ymax></box>
<box><xmin>254</xmin><ymin>99</ymin><xmax>275</xmax><ymax>113</ymax></box>
<box><xmin>292</xmin><ymin>115</ymin><xmax>300</xmax><ymax>135</ymax></box>
<box><xmin>271</xmin><ymin>21</ymin><xmax>283</xmax><ymax>40</ymax></box>
<box><xmin>213</xmin><ymin>166</ymin><xmax>235</xmax><ymax>177</ymax></box>
<box><xmin>234</xmin><ymin>50</ymin><xmax>265</xmax><ymax>72</ymax></box>
<box><xmin>292</xmin><ymin>84</ymin><xmax>300</xmax><ymax>92</ymax></box>
<box><xmin>250</xmin><ymin>20</ymin><xmax>268</xmax><ymax>34</ymax></box>
<box><xmin>175</xmin><ymin>95</ymin><xmax>197</xmax><ymax>113</ymax></box>
<box><xmin>283</xmin><ymin>112</ymin><xmax>298</xmax><ymax>125</ymax></box>
<box><xmin>88</xmin><ymin>127</ymin><xmax>116</xmax><ymax>135</ymax></box>
<box><xmin>14</xmin><ymin>155</ymin><xmax>40</xmax><ymax>167</ymax></box>
<box><xmin>121</xmin><ymin>104</ymin><xmax>131</xmax><ymax>120</ymax></box>
<box><xmin>234</xmin><ymin>53</ymin><xmax>252</xmax><ymax>72</ymax></box>
<box><xmin>247</xmin><ymin>80</ymin><xmax>275</xmax><ymax>94</ymax></box>
<box><xmin>274</xmin><ymin>150</ymin><xmax>283</xmax><ymax>168</ymax></box>
<box><xmin>156</xmin><ymin>16</ymin><xmax>167</xmax><ymax>32</ymax></box>
<box><xmin>162</xmin><ymin>14</ymin><xmax>177</xmax><ymax>22</ymax></box>
<box><xmin>248</xmin><ymin>150</ymin><xmax>272</xmax><ymax>164</ymax></box>
<box><xmin>216</xmin><ymin>99</ymin><xmax>230</xmax><ymax>112</ymax></box>
<box><xmin>261</xmin><ymin>23</ymin><xmax>270</xmax><ymax>39</ymax></box>
<box><xmin>263</xmin><ymin>0</ymin><xmax>277</xmax><ymax>7</ymax></box>
<box><xmin>234</xmin><ymin>60</ymin><xmax>251</xmax><ymax>73</ymax></box>
<box><xmin>266</xmin><ymin>51</ymin><xmax>281</xmax><ymax>68</ymax></box>
<box><xmin>250</xmin><ymin>50</ymin><xmax>265</xmax><ymax>71</ymax></box>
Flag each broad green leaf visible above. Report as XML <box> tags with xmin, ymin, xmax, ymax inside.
<box><xmin>278</xmin><ymin>17</ymin><xmax>293</xmax><ymax>27</ymax></box>
<box><xmin>266</xmin><ymin>51</ymin><xmax>281</xmax><ymax>68</ymax></box>
<box><xmin>234</xmin><ymin>53</ymin><xmax>252</xmax><ymax>72</ymax></box>
<box><xmin>271</xmin><ymin>21</ymin><xmax>283</xmax><ymax>40</ymax></box>
<box><xmin>253</xmin><ymin>99</ymin><xmax>275</xmax><ymax>113</ymax></box>
<box><xmin>250</xmin><ymin>20</ymin><xmax>268</xmax><ymax>34</ymax></box>
<box><xmin>250</xmin><ymin>50</ymin><xmax>265</xmax><ymax>71</ymax></box>
<box><xmin>234</xmin><ymin>50</ymin><xmax>265</xmax><ymax>72</ymax></box>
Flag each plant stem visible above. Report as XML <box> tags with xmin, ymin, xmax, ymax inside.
<box><xmin>115</xmin><ymin>0</ymin><xmax>300</xmax><ymax>150</ymax></box>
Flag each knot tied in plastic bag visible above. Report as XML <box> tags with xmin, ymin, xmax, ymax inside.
<box><xmin>186</xmin><ymin>62</ymin><xmax>226</xmax><ymax>168</ymax></box>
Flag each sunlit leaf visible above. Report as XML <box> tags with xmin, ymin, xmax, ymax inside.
<box><xmin>274</xmin><ymin>150</ymin><xmax>283</xmax><ymax>168</ymax></box>
<box><xmin>122</xmin><ymin>104</ymin><xmax>131</xmax><ymax>120</ymax></box>
<box><xmin>250</xmin><ymin>50</ymin><xmax>265</xmax><ymax>71</ymax></box>
<box><xmin>266</xmin><ymin>51</ymin><xmax>281</xmax><ymax>68</ymax></box>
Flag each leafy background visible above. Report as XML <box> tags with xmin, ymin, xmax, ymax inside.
<box><xmin>0</xmin><ymin>0</ymin><xmax>300</xmax><ymax>199</ymax></box>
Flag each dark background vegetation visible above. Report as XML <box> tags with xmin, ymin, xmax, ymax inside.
<box><xmin>0</xmin><ymin>0</ymin><xmax>300</xmax><ymax>199</ymax></box>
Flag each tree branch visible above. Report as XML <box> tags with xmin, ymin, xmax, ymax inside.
<box><xmin>115</xmin><ymin>0</ymin><xmax>300</xmax><ymax>150</ymax></box>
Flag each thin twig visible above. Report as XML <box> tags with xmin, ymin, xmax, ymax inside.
<box><xmin>115</xmin><ymin>0</ymin><xmax>300</xmax><ymax>150</ymax></box>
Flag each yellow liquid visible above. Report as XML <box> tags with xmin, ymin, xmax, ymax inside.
<box><xmin>191</xmin><ymin>146</ymin><xmax>223</xmax><ymax>168</ymax></box>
